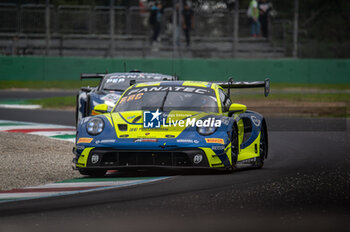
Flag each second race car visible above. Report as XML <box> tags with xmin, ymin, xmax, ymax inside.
<box><xmin>76</xmin><ymin>71</ymin><xmax>178</xmax><ymax>124</ymax></box>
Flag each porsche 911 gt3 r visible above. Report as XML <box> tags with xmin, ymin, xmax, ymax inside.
<box><xmin>73</xmin><ymin>79</ymin><xmax>269</xmax><ymax>177</ymax></box>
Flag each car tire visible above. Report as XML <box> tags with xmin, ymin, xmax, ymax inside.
<box><xmin>231</xmin><ymin>123</ymin><xmax>239</xmax><ymax>168</ymax></box>
<box><xmin>253</xmin><ymin>120</ymin><xmax>267</xmax><ymax>169</ymax></box>
<box><xmin>78</xmin><ymin>169</ymin><xmax>107</xmax><ymax>177</ymax></box>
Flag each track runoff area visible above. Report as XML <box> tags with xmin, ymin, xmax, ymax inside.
<box><xmin>0</xmin><ymin>120</ymin><xmax>168</xmax><ymax>202</ymax></box>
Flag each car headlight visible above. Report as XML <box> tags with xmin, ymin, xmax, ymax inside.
<box><xmin>197</xmin><ymin>126</ymin><xmax>217</xmax><ymax>136</ymax></box>
<box><xmin>86</xmin><ymin>117</ymin><xmax>104</xmax><ymax>135</ymax></box>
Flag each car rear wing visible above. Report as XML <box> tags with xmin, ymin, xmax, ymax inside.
<box><xmin>80</xmin><ymin>73</ymin><xmax>105</xmax><ymax>80</ymax></box>
<box><xmin>79</xmin><ymin>74</ymin><xmax>106</xmax><ymax>92</ymax></box>
<box><xmin>81</xmin><ymin>73</ymin><xmax>178</xmax><ymax>81</ymax></box>
<box><xmin>215</xmin><ymin>78</ymin><xmax>270</xmax><ymax>97</ymax></box>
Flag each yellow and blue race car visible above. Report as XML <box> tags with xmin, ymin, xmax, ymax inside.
<box><xmin>73</xmin><ymin>79</ymin><xmax>270</xmax><ymax>176</ymax></box>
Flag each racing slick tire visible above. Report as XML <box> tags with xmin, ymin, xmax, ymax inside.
<box><xmin>230</xmin><ymin>123</ymin><xmax>239</xmax><ymax>170</ymax></box>
<box><xmin>78</xmin><ymin>169</ymin><xmax>107</xmax><ymax>177</ymax></box>
<box><xmin>252</xmin><ymin>120</ymin><xmax>268</xmax><ymax>169</ymax></box>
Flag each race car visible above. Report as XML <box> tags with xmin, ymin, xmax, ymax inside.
<box><xmin>73</xmin><ymin>79</ymin><xmax>269</xmax><ymax>177</ymax></box>
<box><xmin>76</xmin><ymin>71</ymin><xmax>178</xmax><ymax>124</ymax></box>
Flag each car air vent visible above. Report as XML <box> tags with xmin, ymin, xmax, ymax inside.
<box><xmin>132</xmin><ymin>116</ymin><xmax>142</xmax><ymax>123</ymax></box>
<box><xmin>118</xmin><ymin>124</ymin><xmax>128</xmax><ymax>131</ymax></box>
<box><xmin>242</xmin><ymin>118</ymin><xmax>252</xmax><ymax>143</ymax></box>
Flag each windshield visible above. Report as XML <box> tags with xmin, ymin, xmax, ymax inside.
<box><xmin>114</xmin><ymin>86</ymin><xmax>218</xmax><ymax>113</ymax></box>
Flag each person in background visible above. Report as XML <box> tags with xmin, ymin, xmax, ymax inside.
<box><xmin>247</xmin><ymin>0</ymin><xmax>260</xmax><ymax>37</ymax></box>
<box><xmin>149</xmin><ymin>1</ymin><xmax>163</xmax><ymax>44</ymax></box>
<box><xmin>5</xmin><ymin>39</ymin><xmax>13</xmax><ymax>56</ymax></box>
<box><xmin>258</xmin><ymin>0</ymin><xmax>273</xmax><ymax>38</ymax></box>
<box><xmin>168</xmin><ymin>2</ymin><xmax>181</xmax><ymax>46</ymax></box>
<box><xmin>182</xmin><ymin>2</ymin><xmax>194</xmax><ymax>46</ymax></box>
<box><xmin>174</xmin><ymin>2</ymin><xmax>181</xmax><ymax>46</ymax></box>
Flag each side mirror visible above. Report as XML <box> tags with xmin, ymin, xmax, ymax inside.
<box><xmin>80</xmin><ymin>87</ymin><xmax>93</xmax><ymax>92</ymax></box>
<box><xmin>130</xmin><ymin>80</ymin><xmax>136</xmax><ymax>86</ymax></box>
<box><xmin>92</xmin><ymin>104</ymin><xmax>108</xmax><ymax>115</ymax></box>
<box><xmin>229</xmin><ymin>103</ymin><xmax>247</xmax><ymax>116</ymax></box>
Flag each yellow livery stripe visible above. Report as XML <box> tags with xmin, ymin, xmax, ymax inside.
<box><xmin>76</xmin><ymin>147</ymin><xmax>94</xmax><ymax>167</ymax></box>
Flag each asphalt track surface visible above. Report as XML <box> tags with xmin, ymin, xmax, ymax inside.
<box><xmin>0</xmin><ymin>108</ymin><xmax>349</xmax><ymax>232</ymax></box>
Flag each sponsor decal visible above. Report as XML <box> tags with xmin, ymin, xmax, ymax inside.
<box><xmin>127</xmin><ymin>115</ymin><xmax>136</xmax><ymax>120</ymax></box>
<box><xmin>91</xmin><ymin>110</ymin><xmax>101</xmax><ymax>116</ymax></box>
<box><xmin>119</xmin><ymin>93</ymin><xmax>144</xmax><ymax>105</ymax></box>
<box><xmin>143</xmin><ymin>109</ymin><xmax>162</xmax><ymax>128</ymax></box>
<box><xmin>119</xmin><ymin>134</ymin><xmax>129</xmax><ymax>138</ymax></box>
<box><xmin>221</xmin><ymin>118</ymin><xmax>230</xmax><ymax>126</ymax></box>
<box><xmin>177</xmin><ymin>139</ymin><xmax>194</xmax><ymax>143</ymax></box>
<box><xmin>106</xmin><ymin>78</ymin><xmax>127</xmax><ymax>83</ymax></box>
<box><xmin>128</xmin><ymin>86</ymin><xmax>210</xmax><ymax>96</ymax></box>
<box><xmin>91</xmin><ymin>154</ymin><xmax>100</xmax><ymax>164</ymax></box>
<box><xmin>193</xmin><ymin>154</ymin><xmax>203</xmax><ymax>164</ymax></box>
<box><xmin>212</xmin><ymin>145</ymin><xmax>225</xmax><ymax>150</ymax></box>
<box><xmin>143</xmin><ymin>109</ymin><xmax>221</xmax><ymax>129</ymax></box>
<box><xmin>251</xmin><ymin>116</ymin><xmax>261</xmax><ymax>127</ymax></box>
<box><xmin>175</xmin><ymin>139</ymin><xmax>199</xmax><ymax>144</ymax></box>
<box><xmin>134</xmin><ymin>138</ymin><xmax>158</xmax><ymax>142</ymax></box>
<box><xmin>205</xmin><ymin>138</ymin><xmax>224</xmax><ymax>144</ymax></box>
<box><xmin>95</xmin><ymin>139</ymin><xmax>116</xmax><ymax>144</ymax></box>
<box><xmin>101</xmin><ymin>94</ymin><xmax>120</xmax><ymax>102</ymax></box>
<box><xmin>77</xmin><ymin>138</ymin><xmax>93</xmax><ymax>144</ymax></box>
<box><xmin>107</xmin><ymin>74</ymin><xmax>166</xmax><ymax>80</ymax></box>
<box><xmin>140</xmin><ymin>128</ymin><xmax>168</xmax><ymax>131</ymax></box>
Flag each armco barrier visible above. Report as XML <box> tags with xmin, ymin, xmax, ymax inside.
<box><xmin>0</xmin><ymin>56</ymin><xmax>349</xmax><ymax>83</ymax></box>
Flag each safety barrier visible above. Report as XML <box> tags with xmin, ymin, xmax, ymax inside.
<box><xmin>0</xmin><ymin>56</ymin><xmax>349</xmax><ymax>83</ymax></box>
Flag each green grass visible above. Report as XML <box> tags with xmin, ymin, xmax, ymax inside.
<box><xmin>0</xmin><ymin>80</ymin><xmax>100</xmax><ymax>89</ymax></box>
<box><xmin>28</xmin><ymin>96</ymin><xmax>76</xmax><ymax>109</ymax></box>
